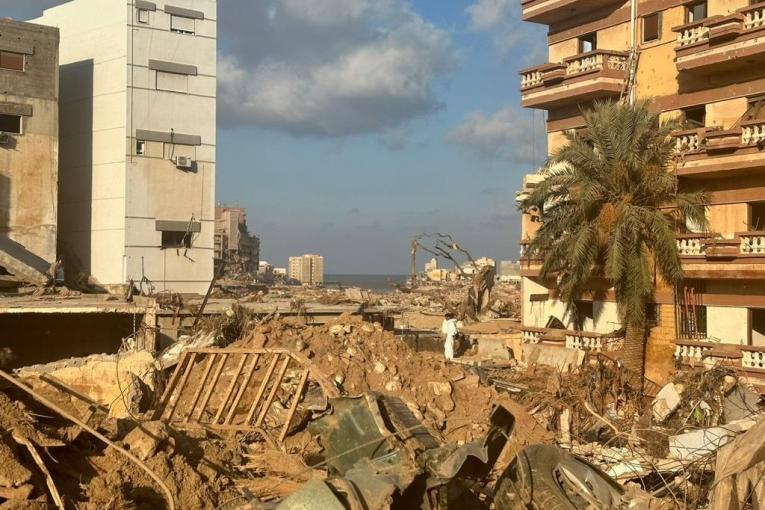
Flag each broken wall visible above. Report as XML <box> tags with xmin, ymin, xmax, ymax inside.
<box><xmin>0</xmin><ymin>20</ymin><xmax>59</xmax><ymax>267</ymax></box>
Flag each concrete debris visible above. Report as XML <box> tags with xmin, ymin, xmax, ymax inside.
<box><xmin>668</xmin><ymin>419</ymin><xmax>756</xmax><ymax>461</ymax></box>
<box><xmin>708</xmin><ymin>415</ymin><xmax>765</xmax><ymax>509</ymax></box>
<box><xmin>652</xmin><ymin>382</ymin><xmax>684</xmax><ymax>422</ymax></box>
<box><xmin>522</xmin><ymin>343</ymin><xmax>585</xmax><ymax>372</ymax></box>
<box><xmin>122</xmin><ymin>421</ymin><xmax>172</xmax><ymax>461</ymax></box>
<box><xmin>0</xmin><ymin>236</ymin><xmax>53</xmax><ymax>286</ymax></box>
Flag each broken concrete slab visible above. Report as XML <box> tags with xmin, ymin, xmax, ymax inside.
<box><xmin>474</xmin><ymin>335</ymin><xmax>512</xmax><ymax>360</ymax></box>
<box><xmin>122</xmin><ymin>421</ymin><xmax>171</xmax><ymax>461</ymax></box>
<box><xmin>522</xmin><ymin>344</ymin><xmax>585</xmax><ymax>372</ymax></box>
<box><xmin>652</xmin><ymin>382</ymin><xmax>683</xmax><ymax>422</ymax></box>
<box><xmin>668</xmin><ymin>419</ymin><xmax>756</xmax><ymax>461</ymax></box>
<box><xmin>0</xmin><ymin>236</ymin><xmax>52</xmax><ymax>286</ymax></box>
<box><xmin>723</xmin><ymin>384</ymin><xmax>760</xmax><ymax>423</ymax></box>
<box><xmin>17</xmin><ymin>351</ymin><xmax>157</xmax><ymax>418</ymax></box>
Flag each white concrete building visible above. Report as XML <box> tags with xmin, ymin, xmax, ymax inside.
<box><xmin>34</xmin><ymin>0</ymin><xmax>216</xmax><ymax>293</ymax></box>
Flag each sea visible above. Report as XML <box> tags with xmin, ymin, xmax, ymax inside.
<box><xmin>324</xmin><ymin>274</ymin><xmax>408</xmax><ymax>293</ymax></box>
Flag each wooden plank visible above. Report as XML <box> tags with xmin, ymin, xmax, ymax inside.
<box><xmin>255</xmin><ymin>356</ymin><xmax>291</xmax><ymax>427</ymax></box>
<box><xmin>163</xmin><ymin>351</ymin><xmax>197</xmax><ymax>421</ymax></box>
<box><xmin>183</xmin><ymin>354</ymin><xmax>217</xmax><ymax>423</ymax></box>
<box><xmin>278</xmin><ymin>369</ymin><xmax>309</xmax><ymax>443</ymax></box>
<box><xmin>213</xmin><ymin>353</ymin><xmax>249</xmax><ymax>424</ymax></box>
<box><xmin>193</xmin><ymin>353</ymin><xmax>229</xmax><ymax>422</ymax></box>
<box><xmin>244</xmin><ymin>354</ymin><xmax>281</xmax><ymax>426</ymax></box>
<box><xmin>224</xmin><ymin>353</ymin><xmax>260</xmax><ymax>425</ymax></box>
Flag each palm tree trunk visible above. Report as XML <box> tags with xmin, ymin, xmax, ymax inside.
<box><xmin>623</xmin><ymin>317</ymin><xmax>646</xmax><ymax>393</ymax></box>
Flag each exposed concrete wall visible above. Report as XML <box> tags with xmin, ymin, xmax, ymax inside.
<box><xmin>593</xmin><ymin>301</ymin><xmax>620</xmax><ymax>333</ymax></box>
<box><xmin>35</xmin><ymin>0</ymin><xmax>216</xmax><ymax>293</ymax></box>
<box><xmin>0</xmin><ymin>20</ymin><xmax>59</xmax><ymax>266</ymax></box>
<box><xmin>548</xmin><ymin>38</ymin><xmax>578</xmax><ymax>62</ymax></box>
<box><xmin>709</xmin><ymin>0</ymin><xmax>750</xmax><ymax>17</ymax></box>
<box><xmin>707</xmin><ymin>97</ymin><xmax>747</xmax><ymax>129</ymax></box>
<box><xmin>707</xmin><ymin>306</ymin><xmax>749</xmax><ymax>344</ymax></box>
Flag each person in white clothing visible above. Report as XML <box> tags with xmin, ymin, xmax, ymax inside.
<box><xmin>441</xmin><ymin>312</ymin><xmax>458</xmax><ymax>361</ymax></box>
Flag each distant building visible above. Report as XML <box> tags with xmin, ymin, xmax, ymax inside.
<box><xmin>214</xmin><ymin>206</ymin><xmax>259</xmax><ymax>277</ymax></box>
<box><xmin>424</xmin><ymin>257</ymin><xmax>438</xmax><ymax>273</ymax></box>
<box><xmin>498</xmin><ymin>260</ymin><xmax>520</xmax><ymax>283</ymax></box>
<box><xmin>273</xmin><ymin>267</ymin><xmax>287</xmax><ymax>277</ymax></box>
<box><xmin>460</xmin><ymin>257</ymin><xmax>496</xmax><ymax>276</ymax></box>
<box><xmin>288</xmin><ymin>254</ymin><xmax>324</xmax><ymax>285</ymax></box>
<box><xmin>0</xmin><ymin>19</ymin><xmax>59</xmax><ymax>283</ymax></box>
<box><xmin>257</xmin><ymin>260</ymin><xmax>274</xmax><ymax>284</ymax></box>
<box><xmin>34</xmin><ymin>0</ymin><xmax>217</xmax><ymax>293</ymax></box>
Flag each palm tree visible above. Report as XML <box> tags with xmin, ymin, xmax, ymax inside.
<box><xmin>519</xmin><ymin>100</ymin><xmax>708</xmax><ymax>390</ymax></box>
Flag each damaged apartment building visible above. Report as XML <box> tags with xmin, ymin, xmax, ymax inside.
<box><xmin>33</xmin><ymin>0</ymin><xmax>217</xmax><ymax>294</ymax></box>
<box><xmin>214</xmin><ymin>206</ymin><xmax>260</xmax><ymax>278</ymax></box>
<box><xmin>0</xmin><ymin>19</ymin><xmax>59</xmax><ymax>288</ymax></box>
<box><xmin>517</xmin><ymin>0</ymin><xmax>765</xmax><ymax>386</ymax></box>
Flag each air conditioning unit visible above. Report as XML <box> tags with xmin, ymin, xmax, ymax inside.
<box><xmin>0</xmin><ymin>132</ymin><xmax>10</xmax><ymax>145</ymax></box>
<box><xmin>175</xmin><ymin>156</ymin><xmax>193</xmax><ymax>170</ymax></box>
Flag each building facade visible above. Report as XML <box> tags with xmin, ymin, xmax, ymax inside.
<box><xmin>0</xmin><ymin>20</ymin><xmax>59</xmax><ymax>280</ymax></box>
<box><xmin>214</xmin><ymin>206</ymin><xmax>259</xmax><ymax>277</ymax></box>
<box><xmin>34</xmin><ymin>0</ymin><xmax>216</xmax><ymax>293</ymax></box>
<box><xmin>288</xmin><ymin>254</ymin><xmax>324</xmax><ymax>286</ymax></box>
<box><xmin>517</xmin><ymin>0</ymin><xmax>765</xmax><ymax>385</ymax></box>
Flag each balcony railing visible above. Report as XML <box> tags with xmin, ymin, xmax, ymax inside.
<box><xmin>739</xmin><ymin>232</ymin><xmax>765</xmax><ymax>254</ymax></box>
<box><xmin>675</xmin><ymin>339</ymin><xmax>765</xmax><ymax>381</ymax></box>
<box><xmin>742</xmin><ymin>120</ymin><xmax>765</xmax><ymax>145</ymax></box>
<box><xmin>673</xmin><ymin>3</ymin><xmax>765</xmax><ymax>71</ymax></box>
<box><xmin>520</xmin><ymin>326</ymin><xmax>623</xmax><ymax>353</ymax></box>
<box><xmin>676</xmin><ymin>233</ymin><xmax>714</xmax><ymax>256</ymax></box>
<box><xmin>519</xmin><ymin>50</ymin><xmax>629</xmax><ymax>109</ymax></box>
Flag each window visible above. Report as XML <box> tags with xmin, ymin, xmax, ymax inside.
<box><xmin>643</xmin><ymin>13</ymin><xmax>661</xmax><ymax>43</ymax></box>
<box><xmin>574</xmin><ymin>301</ymin><xmax>594</xmax><ymax>330</ymax></box>
<box><xmin>156</xmin><ymin>71</ymin><xmax>188</xmax><ymax>93</ymax></box>
<box><xmin>683</xmin><ymin>106</ymin><xmax>706</xmax><ymax>127</ymax></box>
<box><xmin>170</xmin><ymin>15</ymin><xmax>194</xmax><ymax>34</ymax></box>
<box><xmin>0</xmin><ymin>114</ymin><xmax>22</xmax><ymax>134</ymax></box>
<box><xmin>749</xmin><ymin>202</ymin><xmax>765</xmax><ymax>231</ymax></box>
<box><xmin>578</xmin><ymin>32</ymin><xmax>597</xmax><ymax>53</ymax></box>
<box><xmin>136</xmin><ymin>140</ymin><xmax>146</xmax><ymax>155</ymax></box>
<box><xmin>137</xmin><ymin>8</ymin><xmax>150</xmax><ymax>24</ymax></box>
<box><xmin>751</xmin><ymin>309</ymin><xmax>765</xmax><ymax>346</ymax></box>
<box><xmin>0</xmin><ymin>51</ymin><xmax>24</xmax><ymax>71</ymax></box>
<box><xmin>161</xmin><ymin>230</ymin><xmax>191</xmax><ymax>249</ymax></box>
<box><xmin>687</xmin><ymin>1</ymin><xmax>707</xmax><ymax>23</ymax></box>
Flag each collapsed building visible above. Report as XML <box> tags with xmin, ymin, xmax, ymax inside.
<box><xmin>516</xmin><ymin>0</ymin><xmax>765</xmax><ymax>388</ymax></box>
<box><xmin>214</xmin><ymin>205</ymin><xmax>260</xmax><ymax>278</ymax></box>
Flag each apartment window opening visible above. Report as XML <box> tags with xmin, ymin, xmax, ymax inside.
<box><xmin>156</xmin><ymin>71</ymin><xmax>188</xmax><ymax>93</ymax></box>
<box><xmin>170</xmin><ymin>15</ymin><xmax>195</xmax><ymax>34</ymax></box>
<box><xmin>749</xmin><ymin>202</ymin><xmax>765</xmax><ymax>231</ymax></box>
<box><xmin>578</xmin><ymin>32</ymin><xmax>597</xmax><ymax>53</ymax></box>
<box><xmin>574</xmin><ymin>300</ymin><xmax>594</xmax><ymax>331</ymax></box>
<box><xmin>137</xmin><ymin>8</ymin><xmax>150</xmax><ymax>24</ymax></box>
<box><xmin>683</xmin><ymin>106</ymin><xmax>706</xmax><ymax>128</ymax></box>
<box><xmin>0</xmin><ymin>114</ymin><xmax>22</xmax><ymax>134</ymax></box>
<box><xmin>136</xmin><ymin>140</ymin><xmax>145</xmax><ymax>155</ymax></box>
<box><xmin>161</xmin><ymin>230</ymin><xmax>191</xmax><ymax>249</ymax></box>
<box><xmin>751</xmin><ymin>309</ymin><xmax>765</xmax><ymax>346</ymax></box>
<box><xmin>687</xmin><ymin>2</ymin><xmax>707</xmax><ymax>23</ymax></box>
<box><xmin>0</xmin><ymin>51</ymin><xmax>24</xmax><ymax>71</ymax></box>
<box><xmin>643</xmin><ymin>13</ymin><xmax>661</xmax><ymax>43</ymax></box>
<box><xmin>677</xmin><ymin>285</ymin><xmax>707</xmax><ymax>340</ymax></box>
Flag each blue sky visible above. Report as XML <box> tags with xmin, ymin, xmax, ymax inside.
<box><xmin>8</xmin><ymin>0</ymin><xmax>548</xmax><ymax>273</ymax></box>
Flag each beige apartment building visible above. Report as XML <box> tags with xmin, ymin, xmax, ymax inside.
<box><xmin>0</xmin><ymin>19</ymin><xmax>59</xmax><ymax>285</ymax></box>
<box><xmin>214</xmin><ymin>206</ymin><xmax>259</xmax><ymax>276</ymax></box>
<box><xmin>517</xmin><ymin>0</ymin><xmax>765</xmax><ymax>385</ymax></box>
<box><xmin>34</xmin><ymin>0</ymin><xmax>216</xmax><ymax>294</ymax></box>
<box><xmin>288</xmin><ymin>254</ymin><xmax>324</xmax><ymax>286</ymax></box>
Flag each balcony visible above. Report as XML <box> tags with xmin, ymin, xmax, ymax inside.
<box><xmin>519</xmin><ymin>50</ymin><xmax>629</xmax><ymax>109</ymax></box>
<box><xmin>676</xmin><ymin>232</ymin><xmax>765</xmax><ymax>278</ymax></box>
<box><xmin>673</xmin><ymin>3</ymin><xmax>765</xmax><ymax>73</ymax></box>
<box><xmin>671</xmin><ymin>121</ymin><xmax>765</xmax><ymax>177</ymax></box>
<box><xmin>521</xmin><ymin>0</ymin><xmax>623</xmax><ymax>25</ymax></box>
<box><xmin>675</xmin><ymin>339</ymin><xmax>765</xmax><ymax>385</ymax></box>
<box><xmin>521</xmin><ymin>326</ymin><xmax>624</xmax><ymax>353</ymax></box>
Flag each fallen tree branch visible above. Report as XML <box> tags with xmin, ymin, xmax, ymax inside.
<box><xmin>0</xmin><ymin>369</ymin><xmax>176</xmax><ymax>510</ymax></box>
<box><xmin>12</xmin><ymin>432</ymin><xmax>65</xmax><ymax>510</ymax></box>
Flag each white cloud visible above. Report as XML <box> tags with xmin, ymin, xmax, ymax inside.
<box><xmin>448</xmin><ymin>106</ymin><xmax>546</xmax><ymax>163</ymax></box>
<box><xmin>219</xmin><ymin>0</ymin><xmax>455</xmax><ymax>137</ymax></box>
<box><xmin>465</xmin><ymin>0</ymin><xmax>545</xmax><ymax>60</ymax></box>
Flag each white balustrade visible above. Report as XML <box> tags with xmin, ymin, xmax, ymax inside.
<box><xmin>521</xmin><ymin>71</ymin><xmax>543</xmax><ymax>88</ymax></box>
<box><xmin>744</xmin><ymin>6</ymin><xmax>765</xmax><ymax>29</ymax></box>
<box><xmin>742</xmin><ymin>122</ymin><xmax>765</xmax><ymax>145</ymax></box>
<box><xmin>674</xmin><ymin>132</ymin><xmax>700</xmax><ymax>153</ymax></box>
<box><xmin>676</xmin><ymin>25</ymin><xmax>709</xmax><ymax>46</ymax></box>
<box><xmin>674</xmin><ymin>343</ymin><xmax>710</xmax><ymax>362</ymax></box>
<box><xmin>740</xmin><ymin>233</ymin><xmax>765</xmax><ymax>254</ymax></box>
<box><xmin>566</xmin><ymin>334</ymin><xmax>604</xmax><ymax>352</ymax></box>
<box><xmin>566</xmin><ymin>53</ymin><xmax>603</xmax><ymax>75</ymax></box>
<box><xmin>677</xmin><ymin>237</ymin><xmax>705</xmax><ymax>255</ymax></box>
<box><xmin>607</xmin><ymin>55</ymin><xmax>627</xmax><ymax>71</ymax></box>
<box><xmin>741</xmin><ymin>348</ymin><xmax>765</xmax><ymax>370</ymax></box>
<box><xmin>522</xmin><ymin>329</ymin><xmax>541</xmax><ymax>344</ymax></box>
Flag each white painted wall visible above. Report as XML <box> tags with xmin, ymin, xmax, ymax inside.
<box><xmin>707</xmin><ymin>306</ymin><xmax>748</xmax><ymax>345</ymax></box>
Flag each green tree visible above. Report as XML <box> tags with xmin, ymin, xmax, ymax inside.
<box><xmin>519</xmin><ymin>100</ymin><xmax>708</xmax><ymax>389</ymax></box>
